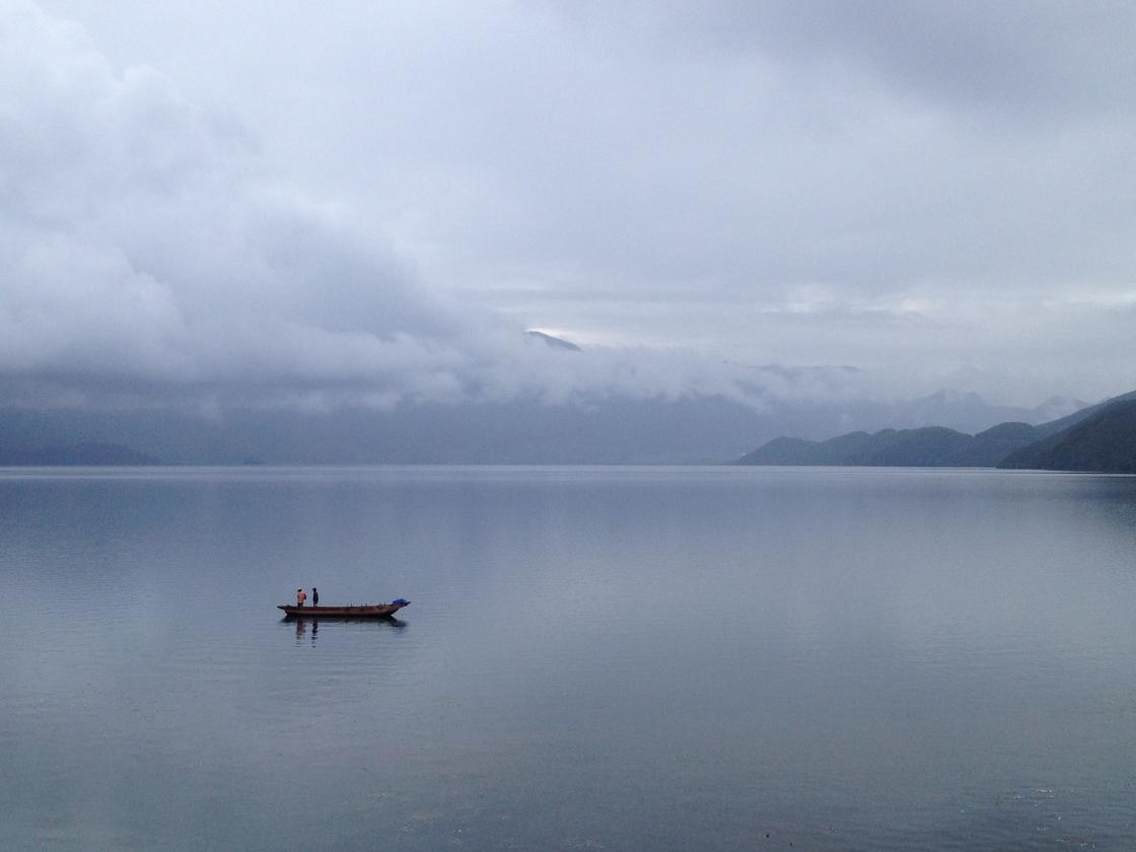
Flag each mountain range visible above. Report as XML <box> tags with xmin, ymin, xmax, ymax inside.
<box><xmin>998</xmin><ymin>397</ymin><xmax>1136</xmax><ymax>473</ymax></box>
<box><xmin>0</xmin><ymin>386</ymin><xmax>1088</xmax><ymax>467</ymax></box>
<box><xmin>0</xmin><ymin>325</ymin><xmax>1129</xmax><ymax>471</ymax></box>
<box><xmin>737</xmin><ymin>390</ymin><xmax>1136</xmax><ymax>472</ymax></box>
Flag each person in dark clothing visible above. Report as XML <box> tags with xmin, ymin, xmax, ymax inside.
<box><xmin>312</xmin><ymin>587</ymin><xmax>319</xmax><ymax>606</ymax></box>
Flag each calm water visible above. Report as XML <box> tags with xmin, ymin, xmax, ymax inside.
<box><xmin>3</xmin><ymin>466</ymin><xmax>1136</xmax><ymax>851</ymax></box>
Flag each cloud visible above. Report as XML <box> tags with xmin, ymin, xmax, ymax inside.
<box><xmin>7</xmin><ymin>0</ymin><xmax>1136</xmax><ymax>412</ymax></box>
<box><xmin>0</xmin><ymin>0</ymin><xmax>516</xmax><ymax>408</ymax></box>
<box><xmin>3</xmin><ymin>0</ymin><xmax>960</xmax><ymax>415</ymax></box>
<box><xmin>598</xmin><ymin>1</ymin><xmax>1136</xmax><ymax>120</ymax></box>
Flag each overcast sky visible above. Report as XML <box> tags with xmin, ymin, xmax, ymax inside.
<box><xmin>4</xmin><ymin>0</ymin><xmax>1136</xmax><ymax>409</ymax></box>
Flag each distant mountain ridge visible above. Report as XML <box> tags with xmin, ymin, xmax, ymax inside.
<box><xmin>737</xmin><ymin>389</ymin><xmax>1136</xmax><ymax>472</ymax></box>
<box><xmin>0</xmin><ymin>441</ymin><xmax>158</xmax><ymax>466</ymax></box>
<box><xmin>736</xmin><ymin>421</ymin><xmax>1044</xmax><ymax>467</ymax></box>
<box><xmin>998</xmin><ymin>397</ymin><xmax>1136</xmax><ymax>473</ymax></box>
<box><xmin>885</xmin><ymin>390</ymin><xmax>1085</xmax><ymax>435</ymax></box>
<box><xmin>0</xmin><ymin>384</ymin><xmax>1079</xmax><ymax>467</ymax></box>
<box><xmin>0</xmin><ymin>381</ymin><xmax>1123</xmax><ymax>469</ymax></box>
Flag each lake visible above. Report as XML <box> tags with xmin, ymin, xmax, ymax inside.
<box><xmin>3</xmin><ymin>465</ymin><xmax>1135</xmax><ymax>850</ymax></box>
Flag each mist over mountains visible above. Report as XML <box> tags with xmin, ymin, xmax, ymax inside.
<box><xmin>0</xmin><ymin>321</ymin><xmax>1111</xmax><ymax>469</ymax></box>
<box><xmin>0</xmin><ymin>379</ymin><xmax>1092</xmax><ymax>466</ymax></box>
<box><xmin>0</xmin><ymin>319</ymin><xmax>1092</xmax><ymax>466</ymax></box>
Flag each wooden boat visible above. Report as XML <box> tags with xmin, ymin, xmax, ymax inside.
<box><xmin>277</xmin><ymin>600</ymin><xmax>409</xmax><ymax>619</ymax></box>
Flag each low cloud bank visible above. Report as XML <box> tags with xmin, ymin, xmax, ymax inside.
<box><xmin>4</xmin><ymin>2</ymin><xmax>1132</xmax><ymax>417</ymax></box>
<box><xmin>0</xmin><ymin>1</ymin><xmax>893</xmax><ymax>415</ymax></box>
<box><xmin>0</xmin><ymin>1</ymin><xmax>497</xmax><ymax>408</ymax></box>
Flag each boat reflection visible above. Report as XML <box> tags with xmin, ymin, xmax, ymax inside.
<box><xmin>294</xmin><ymin>618</ymin><xmax>319</xmax><ymax>643</ymax></box>
<box><xmin>287</xmin><ymin>615</ymin><xmax>406</xmax><ymax>642</ymax></box>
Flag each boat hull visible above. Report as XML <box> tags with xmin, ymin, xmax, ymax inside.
<box><xmin>278</xmin><ymin>603</ymin><xmax>407</xmax><ymax>619</ymax></box>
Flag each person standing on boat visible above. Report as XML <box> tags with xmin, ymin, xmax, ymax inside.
<box><xmin>312</xmin><ymin>587</ymin><xmax>319</xmax><ymax>606</ymax></box>
<box><xmin>296</xmin><ymin>587</ymin><xmax>307</xmax><ymax>607</ymax></box>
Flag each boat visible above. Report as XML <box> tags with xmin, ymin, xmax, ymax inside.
<box><xmin>277</xmin><ymin>599</ymin><xmax>410</xmax><ymax>619</ymax></box>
